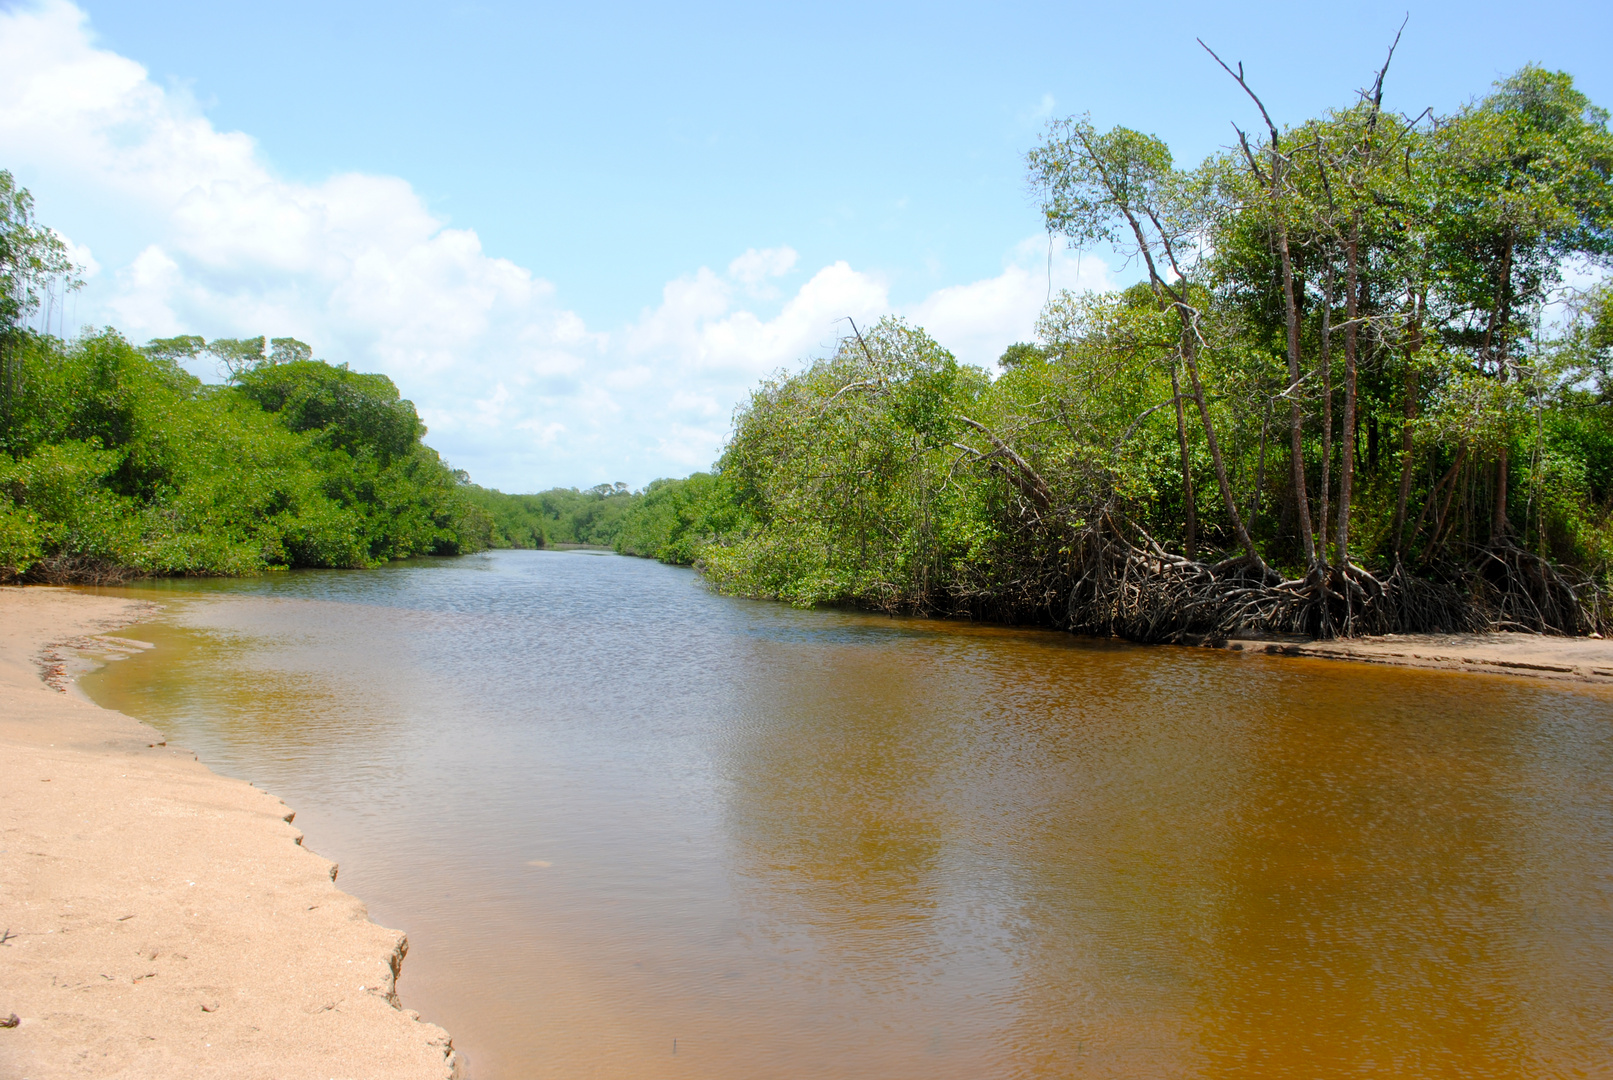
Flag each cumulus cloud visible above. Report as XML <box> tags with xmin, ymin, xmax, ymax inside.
<box><xmin>906</xmin><ymin>235</ymin><xmax>1108</xmax><ymax>368</ymax></box>
<box><xmin>0</xmin><ymin>0</ymin><xmax>1109</xmax><ymax>490</ymax></box>
<box><xmin>728</xmin><ymin>246</ymin><xmax>798</xmax><ymax>289</ymax></box>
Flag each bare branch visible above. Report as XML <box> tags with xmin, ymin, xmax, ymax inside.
<box><xmin>955</xmin><ymin>414</ymin><xmax>1053</xmax><ymax>509</ymax></box>
<box><xmin>1233</xmin><ymin>125</ymin><xmax>1268</xmax><ymax>184</ymax></box>
<box><xmin>841</xmin><ymin>317</ymin><xmax>878</xmax><ymax>366</ymax></box>
<box><xmin>1199</xmin><ymin>39</ymin><xmax>1282</xmax><ymax>146</ymax></box>
<box><xmin>1366</xmin><ymin>15</ymin><xmax>1408</xmax><ymax>116</ymax></box>
<box><xmin>818</xmin><ymin>380</ymin><xmax>879</xmax><ymax>412</ymax></box>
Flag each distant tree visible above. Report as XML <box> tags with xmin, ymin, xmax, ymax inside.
<box><xmin>269</xmin><ymin>337</ymin><xmax>313</xmax><ymax>365</ymax></box>
<box><xmin>1</xmin><ymin>170</ymin><xmax>81</xmax><ymax>447</ymax></box>
<box><xmin>207</xmin><ymin>336</ymin><xmax>267</xmax><ymax>381</ymax></box>
<box><xmin>142</xmin><ymin>335</ymin><xmax>207</xmax><ymax>366</ymax></box>
<box><xmin>998</xmin><ymin>342</ymin><xmax>1047</xmax><ymax>369</ymax></box>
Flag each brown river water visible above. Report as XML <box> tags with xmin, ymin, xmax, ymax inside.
<box><xmin>82</xmin><ymin>549</ymin><xmax>1613</xmax><ymax>1078</ymax></box>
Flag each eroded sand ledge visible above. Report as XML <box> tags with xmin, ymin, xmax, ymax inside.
<box><xmin>0</xmin><ymin>587</ymin><xmax>461</xmax><ymax>1080</ymax></box>
<box><xmin>1213</xmin><ymin>628</ymin><xmax>1613</xmax><ymax>683</ymax></box>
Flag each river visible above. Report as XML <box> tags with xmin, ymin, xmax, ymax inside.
<box><xmin>81</xmin><ymin>549</ymin><xmax>1613</xmax><ymax>1077</ymax></box>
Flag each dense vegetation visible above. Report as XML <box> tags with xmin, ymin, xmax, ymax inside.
<box><xmin>8</xmin><ymin>52</ymin><xmax>1613</xmax><ymax>642</ymax></box>
<box><xmin>699</xmin><ymin>59</ymin><xmax>1613</xmax><ymax>638</ymax></box>
<box><xmin>468</xmin><ymin>473</ymin><xmax>741</xmax><ymax>563</ymax></box>
<box><xmin>0</xmin><ymin>178</ymin><xmax>493</xmax><ymax>582</ymax></box>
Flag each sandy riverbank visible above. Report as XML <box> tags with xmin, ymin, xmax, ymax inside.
<box><xmin>1218</xmin><ymin>628</ymin><xmax>1613</xmax><ymax>684</ymax></box>
<box><xmin>0</xmin><ymin>587</ymin><xmax>461</xmax><ymax>1080</ymax></box>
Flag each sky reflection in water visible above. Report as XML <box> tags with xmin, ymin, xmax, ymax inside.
<box><xmin>83</xmin><ymin>550</ymin><xmax>1613</xmax><ymax>1078</ymax></box>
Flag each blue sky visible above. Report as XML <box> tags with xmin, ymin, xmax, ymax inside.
<box><xmin>3</xmin><ymin>0</ymin><xmax>1610</xmax><ymax>490</ymax></box>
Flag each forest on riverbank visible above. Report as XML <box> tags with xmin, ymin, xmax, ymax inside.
<box><xmin>4</xmin><ymin>49</ymin><xmax>1612</xmax><ymax>638</ymax></box>
<box><xmin>695</xmin><ymin>56</ymin><xmax>1613</xmax><ymax>639</ymax></box>
<box><xmin>0</xmin><ymin>176</ymin><xmax>495</xmax><ymax>582</ymax></box>
<box><xmin>463</xmin><ymin>473</ymin><xmax>736</xmax><ymax>563</ymax></box>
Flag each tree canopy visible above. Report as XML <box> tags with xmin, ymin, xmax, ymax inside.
<box><xmin>694</xmin><ymin>57</ymin><xmax>1613</xmax><ymax>638</ymax></box>
<box><xmin>7</xmin><ymin>51</ymin><xmax>1613</xmax><ymax>641</ymax></box>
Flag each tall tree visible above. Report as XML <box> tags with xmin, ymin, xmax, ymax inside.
<box><xmin>1429</xmin><ymin>67</ymin><xmax>1613</xmax><ymax>541</ymax></box>
<box><xmin>1203</xmin><ymin>43</ymin><xmax>1320</xmax><ymax>569</ymax></box>
<box><xmin>0</xmin><ymin>171</ymin><xmax>80</xmax><ymax>448</ymax></box>
<box><xmin>1028</xmin><ymin>119</ymin><xmax>1263</xmax><ymax>565</ymax></box>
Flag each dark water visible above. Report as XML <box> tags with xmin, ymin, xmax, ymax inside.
<box><xmin>81</xmin><ymin>550</ymin><xmax>1613</xmax><ymax>1078</ymax></box>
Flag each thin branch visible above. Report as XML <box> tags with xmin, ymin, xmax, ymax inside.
<box><xmin>1199</xmin><ymin>39</ymin><xmax>1282</xmax><ymax>147</ymax></box>
<box><xmin>1365</xmin><ymin>15</ymin><xmax>1408</xmax><ymax>118</ymax></box>
<box><xmin>955</xmin><ymin>414</ymin><xmax>1053</xmax><ymax>509</ymax></box>
<box><xmin>841</xmin><ymin>317</ymin><xmax>878</xmax><ymax>365</ymax></box>
<box><xmin>1111</xmin><ymin>398</ymin><xmax>1175</xmax><ymax>456</ymax></box>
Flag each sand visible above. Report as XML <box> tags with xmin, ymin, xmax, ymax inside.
<box><xmin>0</xmin><ymin>586</ymin><xmax>461</xmax><ymax>1080</ymax></box>
<box><xmin>5</xmin><ymin>586</ymin><xmax>1610</xmax><ymax>1080</ymax></box>
<box><xmin>1219</xmin><ymin>628</ymin><xmax>1613</xmax><ymax>683</ymax></box>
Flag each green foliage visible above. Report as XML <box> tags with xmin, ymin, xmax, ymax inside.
<box><xmin>235</xmin><ymin>356</ymin><xmax>424</xmax><ymax>459</ymax></box>
<box><xmin>1027</xmin><ymin>118</ymin><xmax>1189</xmax><ymax>254</ymax></box>
<box><xmin>685</xmin><ymin>64</ymin><xmax>1613</xmax><ymax>620</ymax></box>
<box><xmin>8</xmin><ymin>60</ymin><xmax>1613</xmax><ymax>619</ymax></box>
<box><xmin>471</xmin><ymin>483</ymin><xmax>636</xmax><ymax>548</ymax></box>
<box><xmin>614</xmin><ymin>472</ymin><xmax>746</xmax><ymax>564</ymax></box>
<box><xmin>703</xmin><ymin>317</ymin><xmax>994</xmax><ymax>609</ymax></box>
<box><xmin>463</xmin><ymin>487</ymin><xmax>550</xmax><ymax>548</ymax></box>
<box><xmin>0</xmin><ymin>323</ymin><xmax>488</xmax><ymax>581</ymax></box>
<box><xmin>1429</xmin><ymin>66</ymin><xmax>1613</xmax><ymax>345</ymax></box>
<box><xmin>465</xmin><ymin>474</ymin><xmax>744</xmax><ymax>567</ymax></box>
<box><xmin>997</xmin><ymin>342</ymin><xmax>1047</xmax><ymax>369</ymax></box>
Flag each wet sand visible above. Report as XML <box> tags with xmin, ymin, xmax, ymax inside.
<box><xmin>1222</xmin><ymin>629</ymin><xmax>1613</xmax><ymax>683</ymax></box>
<box><xmin>0</xmin><ymin>586</ymin><xmax>460</xmax><ymax>1080</ymax></box>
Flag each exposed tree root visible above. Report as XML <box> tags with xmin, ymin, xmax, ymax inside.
<box><xmin>1465</xmin><ymin>541</ymin><xmax>1609</xmax><ymax>635</ymax></box>
<box><xmin>945</xmin><ymin>509</ymin><xmax>1604</xmax><ymax>643</ymax></box>
<box><xmin>23</xmin><ymin>553</ymin><xmax>140</xmax><ymax>586</ymax></box>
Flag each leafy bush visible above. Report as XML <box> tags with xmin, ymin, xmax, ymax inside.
<box><xmin>614</xmin><ymin>472</ymin><xmax>746</xmax><ymax>565</ymax></box>
<box><xmin>0</xmin><ymin>328</ymin><xmax>489</xmax><ymax>580</ymax></box>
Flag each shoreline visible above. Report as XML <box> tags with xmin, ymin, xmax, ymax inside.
<box><xmin>0</xmin><ymin>586</ymin><xmax>462</xmax><ymax>1080</ymax></box>
<box><xmin>3</xmin><ymin>583</ymin><xmax>1608</xmax><ymax>1079</ymax></box>
<box><xmin>1202</xmin><ymin>628</ymin><xmax>1613</xmax><ymax>685</ymax></box>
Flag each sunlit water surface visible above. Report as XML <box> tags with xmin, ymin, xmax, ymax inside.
<box><xmin>81</xmin><ymin>550</ymin><xmax>1613</xmax><ymax>1078</ymax></box>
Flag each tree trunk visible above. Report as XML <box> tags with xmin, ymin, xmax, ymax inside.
<box><xmin>0</xmin><ymin>334</ymin><xmax>9</xmax><ymax>449</ymax></box>
<box><xmin>1427</xmin><ymin>444</ymin><xmax>1468</xmax><ymax>558</ymax></box>
<box><xmin>1170</xmin><ymin>362</ymin><xmax>1197</xmax><ymax>561</ymax></box>
<box><xmin>1275</xmin><ymin>213</ymin><xmax>1316</xmax><ymax>566</ymax></box>
<box><xmin>1181</xmin><ymin>330</ymin><xmax>1260</xmax><ymax>564</ymax></box>
<box><xmin>1487</xmin><ymin>232</ymin><xmax>1515</xmax><ymax>542</ymax></box>
<box><xmin>1336</xmin><ymin>212</ymin><xmax>1362</xmax><ymax>566</ymax></box>
<box><xmin>1318</xmin><ymin>266</ymin><xmax>1335</xmax><ymax>565</ymax></box>
<box><xmin>1494</xmin><ymin>446</ymin><xmax>1511</xmax><ymax>541</ymax></box>
<box><xmin>1409</xmin><ymin>447</ymin><xmax>1456</xmax><ymax>551</ymax></box>
<box><xmin>1391</xmin><ymin>289</ymin><xmax>1423</xmax><ymax>555</ymax></box>
<box><xmin>1110</xmin><ymin>198</ymin><xmax>1258</xmax><ymax>567</ymax></box>
<box><xmin>1252</xmin><ymin>396</ymin><xmax>1271</xmax><ymax>525</ymax></box>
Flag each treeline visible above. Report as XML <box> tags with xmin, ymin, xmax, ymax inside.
<box><xmin>0</xmin><ymin>328</ymin><xmax>493</xmax><ymax>582</ymax></box>
<box><xmin>698</xmin><ymin>60</ymin><xmax>1613</xmax><ymax>638</ymax></box>
<box><xmin>468</xmin><ymin>473</ymin><xmax>741</xmax><ymax>565</ymax></box>
<box><xmin>0</xmin><ymin>164</ymin><xmax>748</xmax><ymax>581</ymax></box>
<box><xmin>0</xmin><ymin>173</ymin><xmax>493</xmax><ymax>583</ymax></box>
<box><xmin>10</xmin><ymin>54</ymin><xmax>1613</xmax><ymax>642</ymax></box>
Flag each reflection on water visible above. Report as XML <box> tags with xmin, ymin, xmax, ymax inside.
<box><xmin>81</xmin><ymin>550</ymin><xmax>1613</xmax><ymax>1078</ymax></box>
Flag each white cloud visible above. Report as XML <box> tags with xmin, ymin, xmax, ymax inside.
<box><xmin>904</xmin><ymin>235</ymin><xmax>1108</xmax><ymax>368</ymax></box>
<box><xmin>0</xmin><ymin>0</ymin><xmax>1110</xmax><ymax>490</ymax></box>
<box><xmin>54</xmin><ymin>232</ymin><xmax>99</xmax><ymax>279</ymax></box>
<box><xmin>727</xmin><ymin>246</ymin><xmax>798</xmax><ymax>286</ymax></box>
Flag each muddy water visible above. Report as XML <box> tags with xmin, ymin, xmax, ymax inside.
<box><xmin>81</xmin><ymin>549</ymin><xmax>1613</xmax><ymax>1078</ymax></box>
